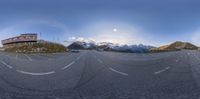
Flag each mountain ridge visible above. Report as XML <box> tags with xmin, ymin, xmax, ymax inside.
<box><xmin>150</xmin><ymin>41</ymin><xmax>199</xmax><ymax>52</ymax></box>
<box><xmin>67</xmin><ymin>41</ymin><xmax>155</xmax><ymax>53</ymax></box>
<box><xmin>68</xmin><ymin>41</ymin><xmax>200</xmax><ymax>53</ymax></box>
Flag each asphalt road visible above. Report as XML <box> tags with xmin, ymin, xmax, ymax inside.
<box><xmin>0</xmin><ymin>50</ymin><xmax>200</xmax><ymax>99</ymax></box>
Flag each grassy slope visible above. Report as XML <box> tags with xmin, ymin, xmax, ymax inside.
<box><xmin>150</xmin><ymin>41</ymin><xmax>198</xmax><ymax>52</ymax></box>
<box><xmin>5</xmin><ymin>43</ymin><xmax>67</xmax><ymax>53</ymax></box>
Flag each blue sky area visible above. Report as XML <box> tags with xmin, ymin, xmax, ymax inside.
<box><xmin>0</xmin><ymin>0</ymin><xmax>200</xmax><ymax>46</ymax></box>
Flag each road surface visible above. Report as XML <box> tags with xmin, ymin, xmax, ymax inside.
<box><xmin>0</xmin><ymin>50</ymin><xmax>200</xmax><ymax>99</ymax></box>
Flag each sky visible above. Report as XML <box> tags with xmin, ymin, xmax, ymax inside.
<box><xmin>0</xmin><ymin>0</ymin><xmax>200</xmax><ymax>47</ymax></box>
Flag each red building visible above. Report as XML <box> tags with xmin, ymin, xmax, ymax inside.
<box><xmin>1</xmin><ymin>33</ymin><xmax>38</xmax><ymax>48</ymax></box>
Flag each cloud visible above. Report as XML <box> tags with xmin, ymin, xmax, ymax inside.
<box><xmin>64</xmin><ymin>37</ymin><xmax>95</xmax><ymax>46</ymax></box>
<box><xmin>69</xmin><ymin>21</ymin><xmax>155</xmax><ymax>45</ymax></box>
<box><xmin>191</xmin><ymin>30</ymin><xmax>200</xmax><ymax>46</ymax></box>
<box><xmin>0</xmin><ymin>18</ymin><xmax>69</xmax><ymax>46</ymax></box>
<box><xmin>0</xmin><ymin>27</ymin><xmax>20</xmax><ymax>47</ymax></box>
<box><xmin>62</xmin><ymin>21</ymin><xmax>160</xmax><ymax>46</ymax></box>
<box><xmin>67</xmin><ymin>37</ymin><xmax>94</xmax><ymax>42</ymax></box>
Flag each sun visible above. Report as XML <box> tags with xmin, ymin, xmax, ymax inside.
<box><xmin>113</xmin><ymin>28</ymin><xmax>117</xmax><ymax>32</ymax></box>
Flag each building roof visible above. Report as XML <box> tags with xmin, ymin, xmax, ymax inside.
<box><xmin>1</xmin><ymin>33</ymin><xmax>38</xmax><ymax>45</ymax></box>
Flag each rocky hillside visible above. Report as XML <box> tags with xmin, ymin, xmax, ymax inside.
<box><xmin>110</xmin><ymin>44</ymin><xmax>155</xmax><ymax>53</ymax></box>
<box><xmin>5</xmin><ymin>42</ymin><xmax>67</xmax><ymax>53</ymax></box>
<box><xmin>67</xmin><ymin>41</ymin><xmax>85</xmax><ymax>49</ymax></box>
<box><xmin>150</xmin><ymin>41</ymin><xmax>198</xmax><ymax>52</ymax></box>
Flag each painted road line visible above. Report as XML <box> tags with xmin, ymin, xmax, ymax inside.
<box><xmin>24</xmin><ymin>54</ymin><xmax>33</xmax><ymax>61</ymax></box>
<box><xmin>92</xmin><ymin>54</ymin><xmax>103</xmax><ymax>63</ymax></box>
<box><xmin>94</xmin><ymin>55</ymin><xmax>128</xmax><ymax>76</ymax></box>
<box><xmin>5</xmin><ymin>54</ymin><xmax>9</xmax><ymax>57</ymax></box>
<box><xmin>48</xmin><ymin>58</ymin><xmax>54</xmax><ymax>61</ymax></box>
<box><xmin>109</xmin><ymin>67</ymin><xmax>128</xmax><ymax>76</ymax></box>
<box><xmin>193</xmin><ymin>54</ymin><xmax>200</xmax><ymax>61</ymax></box>
<box><xmin>61</xmin><ymin>61</ymin><xmax>75</xmax><ymax>70</ymax></box>
<box><xmin>93</xmin><ymin>54</ymin><xmax>97</xmax><ymax>58</ymax></box>
<box><xmin>16</xmin><ymin>70</ymin><xmax>55</xmax><ymax>76</ymax></box>
<box><xmin>154</xmin><ymin>66</ymin><xmax>171</xmax><ymax>75</ymax></box>
<box><xmin>15</xmin><ymin>54</ymin><xmax>18</xmax><ymax>59</ymax></box>
<box><xmin>175</xmin><ymin>59</ymin><xmax>179</xmax><ymax>62</ymax></box>
<box><xmin>76</xmin><ymin>56</ymin><xmax>81</xmax><ymax>61</ymax></box>
<box><xmin>98</xmin><ymin>59</ymin><xmax>103</xmax><ymax>63</ymax></box>
<box><xmin>0</xmin><ymin>60</ymin><xmax>13</xmax><ymax>69</ymax></box>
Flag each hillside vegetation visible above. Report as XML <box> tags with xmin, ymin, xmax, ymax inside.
<box><xmin>150</xmin><ymin>41</ymin><xmax>198</xmax><ymax>52</ymax></box>
<box><xmin>5</xmin><ymin>43</ymin><xmax>67</xmax><ymax>53</ymax></box>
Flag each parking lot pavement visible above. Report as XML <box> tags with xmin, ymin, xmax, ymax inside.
<box><xmin>0</xmin><ymin>50</ymin><xmax>199</xmax><ymax>98</ymax></box>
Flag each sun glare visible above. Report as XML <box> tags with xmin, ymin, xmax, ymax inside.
<box><xmin>113</xmin><ymin>28</ymin><xmax>117</xmax><ymax>32</ymax></box>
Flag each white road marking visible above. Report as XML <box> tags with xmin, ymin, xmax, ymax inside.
<box><xmin>0</xmin><ymin>60</ymin><xmax>13</xmax><ymax>69</ymax></box>
<box><xmin>16</xmin><ymin>70</ymin><xmax>55</xmax><ymax>75</ymax></box>
<box><xmin>154</xmin><ymin>66</ymin><xmax>171</xmax><ymax>75</ymax></box>
<box><xmin>93</xmin><ymin>54</ymin><xmax>97</xmax><ymax>59</ymax></box>
<box><xmin>61</xmin><ymin>61</ymin><xmax>75</xmax><ymax>70</ymax></box>
<box><xmin>76</xmin><ymin>56</ymin><xmax>81</xmax><ymax>61</ymax></box>
<box><xmin>93</xmin><ymin>54</ymin><xmax>128</xmax><ymax>76</ymax></box>
<box><xmin>5</xmin><ymin>54</ymin><xmax>9</xmax><ymax>57</ymax></box>
<box><xmin>92</xmin><ymin>53</ymin><xmax>103</xmax><ymax>63</ymax></box>
<box><xmin>15</xmin><ymin>54</ymin><xmax>18</xmax><ymax>59</ymax></box>
<box><xmin>175</xmin><ymin>59</ymin><xmax>179</xmax><ymax>62</ymax></box>
<box><xmin>24</xmin><ymin>54</ymin><xmax>33</xmax><ymax>61</ymax></box>
<box><xmin>48</xmin><ymin>58</ymin><xmax>54</xmax><ymax>61</ymax></box>
<box><xmin>193</xmin><ymin>54</ymin><xmax>200</xmax><ymax>61</ymax></box>
<box><xmin>109</xmin><ymin>67</ymin><xmax>128</xmax><ymax>76</ymax></box>
<box><xmin>98</xmin><ymin>59</ymin><xmax>103</xmax><ymax>63</ymax></box>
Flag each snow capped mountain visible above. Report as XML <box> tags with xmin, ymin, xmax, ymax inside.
<box><xmin>67</xmin><ymin>41</ymin><xmax>155</xmax><ymax>53</ymax></box>
<box><xmin>110</xmin><ymin>44</ymin><xmax>155</xmax><ymax>53</ymax></box>
<box><xmin>67</xmin><ymin>41</ymin><xmax>85</xmax><ymax>49</ymax></box>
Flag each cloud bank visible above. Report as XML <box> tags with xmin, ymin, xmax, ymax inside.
<box><xmin>191</xmin><ymin>30</ymin><xmax>200</xmax><ymax>46</ymax></box>
<box><xmin>63</xmin><ymin>21</ymin><xmax>158</xmax><ymax>46</ymax></box>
